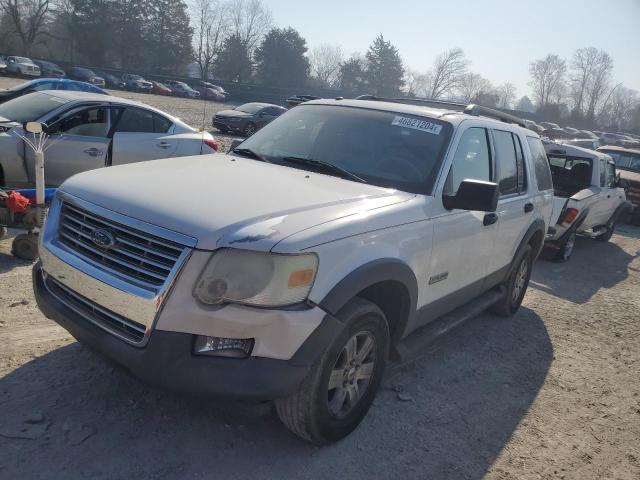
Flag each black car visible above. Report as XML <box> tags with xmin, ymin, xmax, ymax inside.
<box><xmin>93</xmin><ymin>70</ymin><xmax>126</xmax><ymax>89</ymax></box>
<box><xmin>212</xmin><ymin>102</ymin><xmax>287</xmax><ymax>136</ymax></box>
<box><xmin>69</xmin><ymin>67</ymin><xmax>105</xmax><ymax>88</ymax></box>
<box><xmin>286</xmin><ymin>94</ymin><xmax>321</xmax><ymax>108</ymax></box>
<box><xmin>33</xmin><ymin>60</ymin><xmax>66</xmax><ymax>78</ymax></box>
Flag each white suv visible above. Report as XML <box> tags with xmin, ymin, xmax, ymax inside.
<box><xmin>34</xmin><ymin>97</ymin><xmax>553</xmax><ymax>444</ymax></box>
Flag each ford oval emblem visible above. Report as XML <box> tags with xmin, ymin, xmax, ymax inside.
<box><xmin>90</xmin><ymin>228</ymin><xmax>116</xmax><ymax>249</ymax></box>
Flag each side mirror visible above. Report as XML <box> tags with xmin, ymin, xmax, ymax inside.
<box><xmin>23</xmin><ymin>122</ymin><xmax>47</xmax><ymax>134</ymax></box>
<box><xmin>229</xmin><ymin>138</ymin><xmax>243</xmax><ymax>150</ymax></box>
<box><xmin>443</xmin><ymin>179</ymin><xmax>499</xmax><ymax>212</ymax></box>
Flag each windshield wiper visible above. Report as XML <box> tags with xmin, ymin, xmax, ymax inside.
<box><xmin>231</xmin><ymin>147</ymin><xmax>271</xmax><ymax>163</ymax></box>
<box><xmin>282</xmin><ymin>156</ymin><xmax>366</xmax><ymax>183</ymax></box>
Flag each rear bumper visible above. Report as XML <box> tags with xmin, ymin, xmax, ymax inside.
<box><xmin>33</xmin><ymin>262</ymin><xmax>341</xmax><ymax>399</ymax></box>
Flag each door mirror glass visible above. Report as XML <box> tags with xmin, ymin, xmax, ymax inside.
<box><xmin>23</xmin><ymin>121</ymin><xmax>45</xmax><ymax>134</ymax></box>
<box><xmin>443</xmin><ymin>179</ymin><xmax>499</xmax><ymax>212</ymax></box>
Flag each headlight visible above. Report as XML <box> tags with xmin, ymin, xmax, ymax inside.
<box><xmin>193</xmin><ymin>249</ymin><xmax>318</xmax><ymax>307</ymax></box>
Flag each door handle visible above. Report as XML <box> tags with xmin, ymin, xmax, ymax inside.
<box><xmin>84</xmin><ymin>148</ymin><xmax>104</xmax><ymax>157</ymax></box>
<box><xmin>524</xmin><ymin>202</ymin><xmax>534</xmax><ymax>213</ymax></box>
<box><xmin>157</xmin><ymin>141</ymin><xmax>172</xmax><ymax>149</ymax></box>
<box><xmin>483</xmin><ymin>213</ymin><xmax>498</xmax><ymax>226</ymax></box>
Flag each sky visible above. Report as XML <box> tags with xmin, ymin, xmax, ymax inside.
<box><xmin>267</xmin><ymin>0</ymin><xmax>640</xmax><ymax>99</ymax></box>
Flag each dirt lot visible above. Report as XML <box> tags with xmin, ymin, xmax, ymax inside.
<box><xmin>0</xmin><ymin>225</ymin><xmax>638</xmax><ymax>479</ymax></box>
<box><xmin>1</xmin><ymin>75</ymin><xmax>640</xmax><ymax>479</ymax></box>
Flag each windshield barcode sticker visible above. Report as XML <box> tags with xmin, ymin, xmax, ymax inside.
<box><xmin>392</xmin><ymin>116</ymin><xmax>442</xmax><ymax>135</ymax></box>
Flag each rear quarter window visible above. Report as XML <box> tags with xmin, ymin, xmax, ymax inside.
<box><xmin>526</xmin><ymin>136</ymin><xmax>553</xmax><ymax>191</ymax></box>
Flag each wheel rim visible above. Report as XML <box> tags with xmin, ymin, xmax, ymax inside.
<box><xmin>511</xmin><ymin>255</ymin><xmax>530</xmax><ymax>304</ymax></box>
<box><xmin>563</xmin><ymin>233</ymin><xmax>576</xmax><ymax>260</ymax></box>
<box><xmin>327</xmin><ymin>331</ymin><xmax>376</xmax><ymax>418</ymax></box>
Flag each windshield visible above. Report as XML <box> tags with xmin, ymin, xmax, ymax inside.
<box><xmin>0</xmin><ymin>92</ymin><xmax>67</xmax><ymax>123</ymax></box>
<box><xmin>236</xmin><ymin>103</ymin><xmax>265</xmax><ymax>114</ymax></box>
<box><xmin>16</xmin><ymin>57</ymin><xmax>31</xmax><ymax>63</ymax></box>
<box><xmin>236</xmin><ymin>104</ymin><xmax>452</xmax><ymax>194</ymax></box>
<box><xmin>603</xmin><ymin>151</ymin><xmax>640</xmax><ymax>172</ymax></box>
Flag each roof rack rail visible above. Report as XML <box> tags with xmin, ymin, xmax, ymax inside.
<box><xmin>355</xmin><ymin>95</ymin><xmax>528</xmax><ymax>129</ymax></box>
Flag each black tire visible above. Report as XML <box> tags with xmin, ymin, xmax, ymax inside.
<box><xmin>553</xmin><ymin>230</ymin><xmax>577</xmax><ymax>261</ymax></box>
<box><xmin>491</xmin><ymin>244</ymin><xmax>533</xmax><ymax>317</ymax></box>
<box><xmin>11</xmin><ymin>233</ymin><xmax>39</xmax><ymax>261</ymax></box>
<box><xmin>217</xmin><ymin>125</ymin><xmax>229</xmax><ymax>133</ymax></box>
<box><xmin>596</xmin><ymin>220</ymin><xmax>616</xmax><ymax>242</ymax></box>
<box><xmin>275</xmin><ymin>297</ymin><xmax>389</xmax><ymax>445</ymax></box>
<box><xmin>243</xmin><ymin>122</ymin><xmax>257</xmax><ymax>137</ymax></box>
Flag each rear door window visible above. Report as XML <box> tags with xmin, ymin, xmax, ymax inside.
<box><xmin>493</xmin><ymin>129</ymin><xmax>525</xmax><ymax>196</ymax></box>
<box><xmin>115</xmin><ymin>108</ymin><xmax>172</xmax><ymax>133</ymax></box>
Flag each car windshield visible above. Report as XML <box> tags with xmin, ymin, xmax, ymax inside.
<box><xmin>236</xmin><ymin>104</ymin><xmax>452</xmax><ymax>194</ymax></box>
<box><xmin>236</xmin><ymin>103</ymin><xmax>265</xmax><ymax>114</ymax></box>
<box><xmin>16</xmin><ymin>57</ymin><xmax>31</xmax><ymax>63</ymax></box>
<box><xmin>0</xmin><ymin>92</ymin><xmax>67</xmax><ymax>123</ymax></box>
<box><xmin>603</xmin><ymin>151</ymin><xmax>640</xmax><ymax>172</ymax></box>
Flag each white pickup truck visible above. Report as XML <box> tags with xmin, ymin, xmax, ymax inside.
<box><xmin>34</xmin><ymin>97</ymin><xmax>553</xmax><ymax>444</ymax></box>
<box><xmin>543</xmin><ymin>142</ymin><xmax>631</xmax><ymax>261</ymax></box>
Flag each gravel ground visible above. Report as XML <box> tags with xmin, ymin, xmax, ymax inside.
<box><xmin>0</xmin><ymin>225</ymin><xmax>639</xmax><ymax>480</ymax></box>
<box><xmin>1</xmin><ymin>75</ymin><xmax>640</xmax><ymax>479</ymax></box>
<box><xmin>0</xmin><ymin>76</ymin><xmax>241</xmax><ymax>152</ymax></box>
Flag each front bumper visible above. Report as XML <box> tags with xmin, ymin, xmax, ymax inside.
<box><xmin>33</xmin><ymin>262</ymin><xmax>342</xmax><ymax>399</ymax></box>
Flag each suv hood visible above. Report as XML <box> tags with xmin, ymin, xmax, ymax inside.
<box><xmin>59</xmin><ymin>154</ymin><xmax>413</xmax><ymax>251</ymax></box>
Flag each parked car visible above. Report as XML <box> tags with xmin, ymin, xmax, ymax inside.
<box><xmin>122</xmin><ymin>73</ymin><xmax>153</xmax><ymax>92</ymax></box>
<box><xmin>286</xmin><ymin>94</ymin><xmax>322</xmax><ymax>108</ymax></box>
<box><xmin>213</xmin><ymin>102</ymin><xmax>287</xmax><ymax>136</ymax></box>
<box><xmin>151</xmin><ymin>81</ymin><xmax>172</xmax><ymax>96</ymax></box>
<box><xmin>0</xmin><ymin>90</ymin><xmax>217</xmax><ymax>188</ymax></box>
<box><xmin>93</xmin><ymin>70</ymin><xmax>126</xmax><ymax>89</ymax></box>
<box><xmin>4</xmin><ymin>56</ymin><xmax>41</xmax><ymax>77</ymax></box>
<box><xmin>543</xmin><ymin>142</ymin><xmax>631</xmax><ymax>261</ymax></box>
<box><xmin>0</xmin><ymin>79</ymin><xmax>108</xmax><ymax>104</ymax></box>
<box><xmin>33</xmin><ymin>60</ymin><xmax>66</xmax><ymax>78</ymax></box>
<box><xmin>563</xmin><ymin>127</ymin><xmax>581</xmax><ymax>136</ymax></box>
<box><xmin>597</xmin><ymin>146</ymin><xmax>640</xmax><ymax>225</ymax></box>
<box><xmin>69</xmin><ymin>67</ymin><xmax>105</xmax><ymax>88</ymax></box>
<box><xmin>191</xmin><ymin>81</ymin><xmax>228</xmax><ymax>101</ymax></box>
<box><xmin>164</xmin><ymin>80</ymin><xmax>200</xmax><ymax>98</ymax></box>
<box><xmin>522</xmin><ymin>119</ymin><xmax>544</xmax><ymax>133</ymax></box>
<box><xmin>539</xmin><ymin>121</ymin><xmax>561</xmax><ymax>130</ymax></box>
<box><xmin>579</xmin><ymin>130</ymin><xmax>599</xmax><ymax>139</ymax></box>
<box><xmin>565</xmin><ymin>138</ymin><xmax>601</xmax><ymax>150</ymax></box>
<box><xmin>540</xmin><ymin>127</ymin><xmax>567</xmax><ymax>140</ymax></box>
<box><xmin>33</xmin><ymin>97</ymin><xmax>552</xmax><ymax>444</ymax></box>
<box><xmin>600</xmin><ymin>132</ymin><xmax>627</xmax><ymax>146</ymax></box>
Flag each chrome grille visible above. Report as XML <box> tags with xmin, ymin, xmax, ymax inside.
<box><xmin>46</xmin><ymin>275</ymin><xmax>146</xmax><ymax>343</ymax></box>
<box><xmin>58</xmin><ymin>202</ymin><xmax>186</xmax><ymax>290</ymax></box>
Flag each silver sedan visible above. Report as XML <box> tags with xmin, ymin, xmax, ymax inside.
<box><xmin>0</xmin><ymin>91</ymin><xmax>218</xmax><ymax>188</ymax></box>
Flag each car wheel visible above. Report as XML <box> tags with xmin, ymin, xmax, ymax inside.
<box><xmin>554</xmin><ymin>230</ymin><xmax>576</xmax><ymax>261</ymax></box>
<box><xmin>11</xmin><ymin>233</ymin><xmax>39</xmax><ymax>261</ymax></box>
<box><xmin>275</xmin><ymin>297</ymin><xmax>389</xmax><ymax>445</ymax></box>
<box><xmin>596</xmin><ymin>221</ymin><xmax>616</xmax><ymax>242</ymax></box>
<box><xmin>491</xmin><ymin>244</ymin><xmax>533</xmax><ymax>317</ymax></box>
<box><xmin>216</xmin><ymin>125</ymin><xmax>229</xmax><ymax>133</ymax></box>
<box><xmin>243</xmin><ymin>123</ymin><xmax>257</xmax><ymax>137</ymax></box>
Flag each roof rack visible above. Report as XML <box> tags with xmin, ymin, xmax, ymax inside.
<box><xmin>354</xmin><ymin>95</ymin><xmax>528</xmax><ymax>129</ymax></box>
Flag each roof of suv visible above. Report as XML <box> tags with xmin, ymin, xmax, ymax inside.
<box><xmin>304</xmin><ymin>98</ymin><xmax>539</xmax><ymax>136</ymax></box>
<box><xmin>598</xmin><ymin>145</ymin><xmax>640</xmax><ymax>155</ymax></box>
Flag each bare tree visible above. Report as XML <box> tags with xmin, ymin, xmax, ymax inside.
<box><xmin>0</xmin><ymin>0</ymin><xmax>50</xmax><ymax>55</ymax></box>
<box><xmin>599</xmin><ymin>86</ymin><xmax>638</xmax><ymax>130</ymax></box>
<box><xmin>529</xmin><ymin>54</ymin><xmax>566</xmax><ymax>106</ymax></box>
<box><xmin>569</xmin><ymin>47</ymin><xmax>597</xmax><ymax>114</ymax></box>
<box><xmin>585</xmin><ymin>50</ymin><xmax>613</xmax><ymax>119</ymax></box>
<box><xmin>309</xmin><ymin>43</ymin><xmax>343</xmax><ymax>88</ymax></box>
<box><xmin>193</xmin><ymin>0</ymin><xmax>229</xmax><ymax>80</ymax></box>
<box><xmin>457</xmin><ymin>72</ymin><xmax>491</xmax><ymax>103</ymax></box>
<box><xmin>496</xmin><ymin>82</ymin><xmax>517</xmax><ymax>109</ymax></box>
<box><xmin>403</xmin><ymin>68</ymin><xmax>431</xmax><ymax>97</ymax></box>
<box><xmin>226</xmin><ymin>0</ymin><xmax>272</xmax><ymax>53</ymax></box>
<box><xmin>428</xmin><ymin>48</ymin><xmax>468</xmax><ymax>99</ymax></box>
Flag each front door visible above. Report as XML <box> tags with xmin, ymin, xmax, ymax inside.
<box><xmin>26</xmin><ymin>106</ymin><xmax>111</xmax><ymax>187</ymax></box>
<box><xmin>421</xmin><ymin>125</ymin><xmax>498</xmax><ymax>324</ymax></box>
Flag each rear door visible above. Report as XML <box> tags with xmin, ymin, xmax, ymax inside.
<box><xmin>26</xmin><ymin>105</ymin><xmax>111</xmax><ymax>187</ymax></box>
<box><xmin>111</xmin><ymin>107</ymin><xmax>177</xmax><ymax>165</ymax></box>
<box><xmin>487</xmin><ymin>129</ymin><xmax>531</xmax><ymax>275</ymax></box>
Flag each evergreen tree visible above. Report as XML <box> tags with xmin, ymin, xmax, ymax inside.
<box><xmin>254</xmin><ymin>27</ymin><xmax>309</xmax><ymax>87</ymax></box>
<box><xmin>339</xmin><ymin>56</ymin><xmax>367</xmax><ymax>94</ymax></box>
<box><xmin>364</xmin><ymin>34</ymin><xmax>405</xmax><ymax>96</ymax></box>
<box><xmin>213</xmin><ymin>33</ymin><xmax>253</xmax><ymax>82</ymax></box>
<box><xmin>144</xmin><ymin>0</ymin><xmax>193</xmax><ymax>73</ymax></box>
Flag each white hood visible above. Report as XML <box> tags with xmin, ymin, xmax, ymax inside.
<box><xmin>60</xmin><ymin>154</ymin><xmax>413</xmax><ymax>250</ymax></box>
